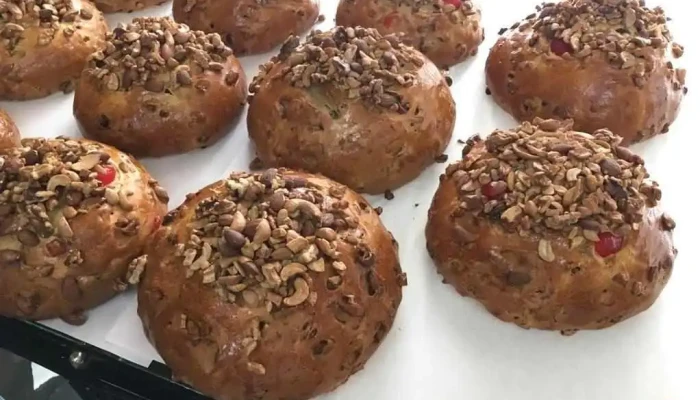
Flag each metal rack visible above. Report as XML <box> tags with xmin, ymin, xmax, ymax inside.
<box><xmin>0</xmin><ymin>316</ymin><xmax>210</xmax><ymax>400</ymax></box>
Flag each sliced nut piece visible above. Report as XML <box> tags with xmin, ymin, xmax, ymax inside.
<box><xmin>253</xmin><ymin>219</ymin><xmax>271</xmax><ymax>244</ymax></box>
<box><xmin>71</xmin><ymin>153</ymin><xmax>101</xmax><ymax>171</ymax></box>
<box><xmin>280</xmin><ymin>263</ymin><xmax>306</xmax><ymax>281</ymax></box>
<box><xmin>126</xmin><ymin>255</ymin><xmax>147</xmax><ymax>284</ymax></box>
<box><xmin>247</xmin><ymin>362</ymin><xmax>266</xmax><ymax>375</ymax></box>
<box><xmin>286</xmin><ymin>237</ymin><xmax>309</xmax><ymax>253</ymax></box>
<box><xmin>283</xmin><ymin>277</ymin><xmax>310</xmax><ymax>307</ymax></box>
<box><xmin>538</xmin><ymin>239</ymin><xmax>555</xmax><ymax>262</ymax></box>
<box><xmin>271</xmin><ymin>247</ymin><xmax>293</xmax><ymax>260</ymax></box>
<box><xmin>315</xmin><ymin>227</ymin><xmax>337</xmax><ymax>241</ymax></box>
<box><xmin>230</xmin><ymin>211</ymin><xmax>246</xmax><ymax>232</ymax></box>
<box><xmin>261</xmin><ymin>263</ymin><xmax>282</xmax><ymax>286</ymax></box>
<box><xmin>583</xmin><ymin>229</ymin><xmax>600</xmax><ymax>242</ymax></box>
<box><xmin>307</xmin><ymin>258</ymin><xmax>325</xmax><ymax>272</ymax></box>
<box><xmin>332</xmin><ymin>261</ymin><xmax>347</xmax><ymax>272</ymax></box>
<box><xmin>54</xmin><ymin>215</ymin><xmax>73</xmax><ymax>238</ymax></box>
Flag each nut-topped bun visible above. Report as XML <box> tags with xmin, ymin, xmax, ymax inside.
<box><xmin>138</xmin><ymin>168</ymin><xmax>406</xmax><ymax>400</ymax></box>
<box><xmin>73</xmin><ymin>17</ymin><xmax>247</xmax><ymax>158</ymax></box>
<box><xmin>92</xmin><ymin>0</ymin><xmax>166</xmax><ymax>13</ymax></box>
<box><xmin>336</xmin><ymin>0</ymin><xmax>484</xmax><ymax>68</ymax></box>
<box><xmin>0</xmin><ymin>137</ymin><xmax>168</xmax><ymax>323</ymax></box>
<box><xmin>426</xmin><ymin>119</ymin><xmax>676</xmax><ymax>334</ymax></box>
<box><xmin>248</xmin><ymin>26</ymin><xmax>456</xmax><ymax>194</ymax></box>
<box><xmin>0</xmin><ymin>109</ymin><xmax>20</xmax><ymax>149</ymax></box>
<box><xmin>173</xmin><ymin>0</ymin><xmax>320</xmax><ymax>56</ymax></box>
<box><xmin>485</xmin><ymin>0</ymin><xmax>686</xmax><ymax>145</ymax></box>
<box><xmin>0</xmin><ymin>0</ymin><xmax>107</xmax><ymax>100</ymax></box>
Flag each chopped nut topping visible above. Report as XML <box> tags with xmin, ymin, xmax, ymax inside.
<box><xmin>249</xmin><ymin>26</ymin><xmax>426</xmax><ymax>113</ymax></box>
<box><xmin>178</xmin><ymin>169</ymin><xmax>373</xmax><ymax>313</ymax></box>
<box><xmin>0</xmin><ymin>0</ymin><xmax>95</xmax><ymax>51</ymax></box>
<box><xmin>0</xmin><ymin>138</ymin><xmax>154</xmax><ymax>269</ymax></box>
<box><xmin>85</xmin><ymin>17</ymin><xmax>233</xmax><ymax>93</ymax></box>
<box><xmin>447</xmin><ymin>118</ymin><xmax>661</xmax><ymax>256</ymax></box>
<box><xmin>389</xmin><ymin>0</ymin><xmax>475</xmax><ymax>12</ymax></box>
<box><xmin>503</xmin><ymin>0</ymin><xmax>681</xmax><ymax>88</ymax></box>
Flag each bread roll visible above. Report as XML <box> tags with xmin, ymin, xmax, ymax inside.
<box><xmin>426</xmin><ymin>118</ymin><xmax>676</xmax><ymax>334</ymax></box>
<box><xmin>138</xmin><ymin>168</ymin><xmax>406</xmax><ymax>400</ymax></box>
<box><xmin>485</xmin><ymin>0</ymin><xmax>686</xmax><ymax>145</ymax></box>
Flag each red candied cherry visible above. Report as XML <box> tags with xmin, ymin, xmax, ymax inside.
<box><xmin>96</xmin><ymin>165</ymin><xmax>116</xmax><ymax>186</ymax></box>
<box><xmin>481</xmin><ymin>181</ymin><xmax>507</xmax><ymax>200</ymax></box>
<box><xmin>550</xmin><ymin>38</ymin><xmax>573</xmax><ymax>56</ymax></box>
<box><xmin>595</xmin><ymin>232</ymin><xmax>624</xmax><ymax>258</ymax></box>
<box><xmin>443</xmin><ymin>0</ymin><xmax>462</xmax><ymax>7</ymax></box>
<box><xmin>383</xmin><ymin>13</ymin><xmax>398</xmax><ymax>28</ymax></box>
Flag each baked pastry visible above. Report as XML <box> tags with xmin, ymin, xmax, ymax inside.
<box><xmin>248</xmin><ymin>26</ymin><xmax>455</xmax><ymax>194</ymax></box>
<box><xmin>73</xmin><ymin>17</ymin><xmax>247</xmax><ymax>157</ymax></box>
<box><xmin>0</xmin><ymin>109</ymin><xmax>20</xmax><ymax>149</ymax></box>
<box><xmin>485</xmin><ymin>0</ymin><xmax>687</xmax><ymax>145</ymax></box>
<box><xmin>336</xmin><ymin>0</ymin><xmax>484</xmax><ymax>68</ymax></box>
<box><xmin>426</xmin><ymin>118</ymin><xmax>676</xmax><ymax>334</ymax></box>
<box><xmin>172</xmin><ymin>0</ymin><xmax>320</xmax><ymax>56</ymax></box>
<box><xmin>138</xmin><ymin>168</ymin><xmax>406</xmax><ymax>400</ymax></box>
<box><xmin>0</xmin><ymin>0</ymin><xmax>108</xmax><ymax>100</ymax></box>
<box><xmin>0</xmin><ymin>137</ymin><xmax>169</xmax><ymax>324</ymax></box>
<box><xmin>92</xmin><ymin>0</ymin><xmax>167</xmax><ymax>13</ymax></box>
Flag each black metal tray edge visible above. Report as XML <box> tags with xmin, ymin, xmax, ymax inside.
<box><xmin>0</xmin><ymin>316</ymin><xmax>210</xmax><ymax>400</ymax></box>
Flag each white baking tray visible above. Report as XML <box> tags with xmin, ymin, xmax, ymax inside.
<box><xmin>2</xmin><ymin>0</ymin><xmax>698</xmax><ymax>399</ymax></box>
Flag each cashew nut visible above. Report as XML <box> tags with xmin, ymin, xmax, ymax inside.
<box><xmin>71</xmin><ymin>152</ymin><xmax>101</xmax><ymax>171</ymax></box>
<box><xmin>283</xmin><ymin>277</ymin><xmax>310</xmax><ymax>307</ymax></box>
<box><xmin>46</xmin><ymin>174</ymin><xmax>71</xmax><ymax>192</ymax></box>
<box><xmin>280</xmin><ymin>262</ymin><xmax>306</xmax><ymax>281</ymax></box>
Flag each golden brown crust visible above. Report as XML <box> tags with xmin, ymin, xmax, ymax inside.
<box><xmin>173</xmin><ymin>0</ymin><xmax>320</xmax><ymax>56</ymax></box>
<box><xmin>92</xmin><ymin>0</ymin><xmax>167</xmax><ymax>13</ymax></box>
<box><xmin>425</xmin><ymin>121</ymin><xmax>676</xmax><ymax>333</ymax></box>
<box><xmin>336</xmin><ymin>0</ymin><xmax>484</xmax><ymax>68</ymax></box>
<box><xmin>0</xmin><ymin>109</ymin><xmax>20</xmax><ymax>149</ymax></box>
<box><xmin>0</xmin><ymin>0</ymin><xmax>108</xmax><ymax>100</ymax></box>
<box><xmin>138</xmin><ymin>168</ymin><xmax>405</xmax><ymax>400</ymax></box>
<box><xmin>248</xmin><ymin>27</ymin><xmax>455</xmax><ymax>194</ymax></box>
<box><xmin>0</xmin><ymin>138</ymin><xmax>168</xmax><ymax>322</ymax></box>
<box><xmin>485</xmin><ymin>0</ymin><xmax>686</xmax><ymax>145</ymax></box>
<box><xmin>73</xmin><ymin>17</ymin><xmax>247</xmax><ymax>157</ymax></box>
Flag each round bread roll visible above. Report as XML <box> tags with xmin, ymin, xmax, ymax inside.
<box><xmin>92</xmin><ymin>0</ymin><xmax>166</xmax><ymax>13</ymax></box>
<box><xmin>173</xmin><ymin>0</ymin><xmax>320</xmax><ymax>56</ymax></box>
<box><xmin>0</xmin><ymin>137</ymin><xmax>169</xmax><ymax>324</ymax></box>
<box><xmin>485</xmin><ymin>0</ymin><xmax>687</xmax><ymax>145</ymax></box>
<box><xmin>336</xmin><ymin>0</ymin><xmax>484</xmax><ymax>68</ymax></box>
<box><xmin>426</xmin><ymin>118</ymin><xmax>676</xmax><ymax>334</ymax></box>
<box><xmin>0</xmin><ymin>0</ymin><xmax>107</xmax><ymax>100</ymax></box>
<box><xmin>138</xmin><ymin>168</ymin><xmax>406</xmax><ymax>400</ymax></box>
<box><xmin>248</xmin><ymin>26</ymin><xmax>456</xmax><ymax>194</ymax></box>
<box><xmin>73</xmin><ymin>17</ymin><xmax>247</xmax><ymax>157</ymax></box>
<box><xmin>0</xmin><ymin>109</ymin><xmax>20</xmax><ymax>149</ymax></box>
